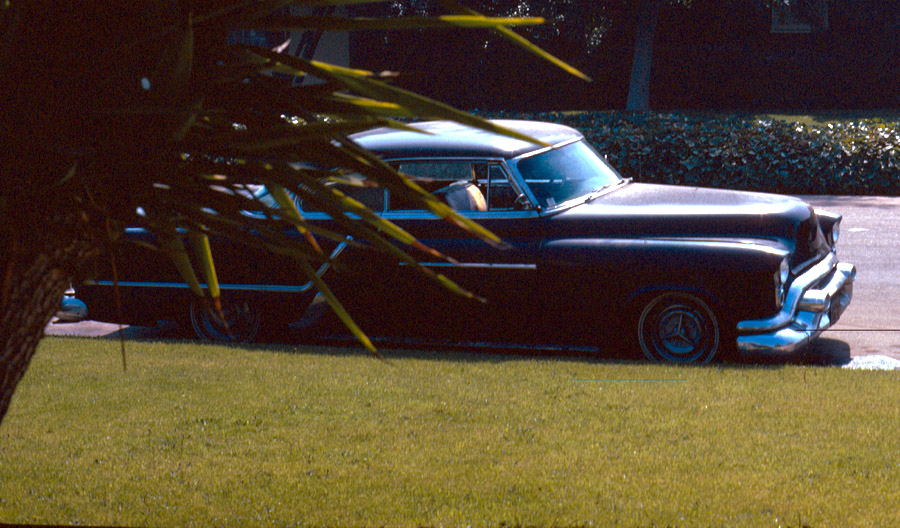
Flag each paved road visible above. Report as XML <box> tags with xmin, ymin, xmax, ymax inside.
<box><xmin>800</xmin><ymin>195</ymin><xmax>900</xmax><ymax>360</ymax></box>
<box><xmin>45</xmin><ymin>195</ymin><xmax>900</xmax><ymax>360</ymax></box>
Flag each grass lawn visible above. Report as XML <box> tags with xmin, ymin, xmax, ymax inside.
<box><xmin>2</xmin><ymin>337</ymin><xmax>900</xmax><ymax>527</ymax></box>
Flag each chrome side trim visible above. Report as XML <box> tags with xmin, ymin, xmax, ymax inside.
<box><xmin>382</xmin><ymin>210</ymin><xmax>539</xmax><ymax>221</ymax></box>
<box><xmin>85</xmin><ymin>280</ymin><xmax>317</xmax><ymax>294</ymax></box>
<box><xmin>400</xmin><ymin>262</ymin><xmax>538</xmax><ymax>270</ymax></box>
<box><xmin>542</xmin><ymin>237</ymin><xmax>791</xmax><ymax>260</ymax></box>
<box><xmin>84</xmin><ymin>240</ymin><xmax>350</xmax><ymax>294</ymax></box>
<box><xmin>508</xmin><ymin>137</ymin><xmax>583</xmax><ymax>162</ymax></box>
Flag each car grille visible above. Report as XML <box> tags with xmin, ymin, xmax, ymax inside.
<box><xmin>792</xmin><ymin>215</ymin><xmax>830</xmax><ymax>270</ymax></box>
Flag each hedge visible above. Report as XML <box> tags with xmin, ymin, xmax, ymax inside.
<box><xmin>483</xmin><ymin>111</ymin><xmax>900</xmax><ymax>196</ymax></box>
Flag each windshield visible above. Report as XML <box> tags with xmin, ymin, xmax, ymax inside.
<box><xmin>515</xmin><ymin>140</ymin><xmax>622</xmax><ymax>209</ymax></box>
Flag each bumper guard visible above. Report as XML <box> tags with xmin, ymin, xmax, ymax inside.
<box><xmin>736</xmin><ymin>253</ymin><xmax>856</xmax><ymax>356</ymax></box>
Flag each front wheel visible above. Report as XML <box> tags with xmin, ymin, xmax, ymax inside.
<box><xmin>190</xmin><ymin>296</ymin><xmax>261</xmax><ymax>343</ymax></box>
<box><xmin>637</xmin><ymin>292</ymin><xmax>720</xmax><ymax>363</ymax></box>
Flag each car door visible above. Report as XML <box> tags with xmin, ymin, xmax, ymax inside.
<box><xmin>379</xmin><ymin>159</ymin><xmax>545</xmax><ymax>341</ymax></box>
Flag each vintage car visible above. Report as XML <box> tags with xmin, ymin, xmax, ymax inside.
<box><xmin>55</xmin><ymin>287</ymin><xmax>88</xmax><ymax>322</ymax></box>
<box><xmin>76</xmin><ymin>120</ymin><xmax>856</xmax><ymax>363</ymax></box>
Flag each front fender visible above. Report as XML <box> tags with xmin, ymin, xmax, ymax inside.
<box><xmin>539</xmin><ymin>237</ymin><xmax>790</xmax><ymax>322</ymax></box>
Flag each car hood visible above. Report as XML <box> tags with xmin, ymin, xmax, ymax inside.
<box><xmin>548</xmin><ymin>182</ymin><xmax>829</xmax><ymax>265</ymax></box>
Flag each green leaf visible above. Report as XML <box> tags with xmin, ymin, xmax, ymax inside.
<box><xmin>332</xmin><ymin>138</ymin><xmax>506</xmax><ymax>247</ymax></box>
<box><xmin>298</xmin><ymin>259</ymin><xmax>377</xmax><ymax>356</ymax></box>
<box><xmin>437</xmin><ymin>1</ymin><xmax>592</xmax><ymax>82</ymax></box>
<box><xmin>161</xmin><ymin>236</ymin><xmax>204</xmax><ymax>298</ymax></box>
<box><xmin>245</xmin><ymin>47</ymin><xmax>549</xmax><ymax>149</ymax></box>
<box><xmin>188</xmin><ymin>233</ymin><xmax>221</xmax><ymax>301</ymax></box>
<box><xmin>266</xmin><ymin>182</ymin><xmax>323</xmax><ymax>254</ymax></box>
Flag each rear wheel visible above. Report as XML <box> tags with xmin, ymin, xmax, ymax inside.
<box><xmin>190</xmin><ymin>296</ymin><xmax>261</xmax><ymax>343</ymax></box>
<box><xmin>637</xmin><ymin>292</ymin><xmax>720</xmax><ymax>363</ymax></box>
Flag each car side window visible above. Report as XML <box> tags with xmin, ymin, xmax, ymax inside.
<box><xmin>340</xmin><ymin>184</ymin><xmax>386</xmax><ymax>213</ymax></box>
<box><xmin>391</xmin><ymin>161</ymin><xmax>514</xmax><ymax>212</ymax></box>
<box><xmin>485</xmin><ymin>164</ymin><xmax>518</xmax><ymax>211</ymax></box>
<box><xmin>391</xmin><ymin>161</ymin><xmax>482</xmax><ymax>212</ymax></box>
<box><xmin>299</xmin><ymin>183</ymin><xmax>386</xmax><ymax>213</ymax></box>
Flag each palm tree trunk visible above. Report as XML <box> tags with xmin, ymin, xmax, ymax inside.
<box><xmin>0</xmin><ymin>202</ymin><xmax>99</xmax><ymax>426</ymax></box>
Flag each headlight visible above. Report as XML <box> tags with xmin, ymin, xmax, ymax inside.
<box><xmin>831</xmin><ymin>217</ymin><xmax>840</xmax><ymax>245</ymax></box>
<box><xmin>774</xmin><ymin>256</ymin><xmax>790</xmax><ymax>308</ymax></box>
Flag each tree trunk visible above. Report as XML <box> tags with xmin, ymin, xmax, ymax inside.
<box><xmin>0</xmin><ymin>197</ymin><xmax>100</xmax><ymax>426</ymax></box>
<box><xmin>0</xmin><ymin>0</ymin><xmax>184</xmax><ymax>427</ymax></box>
<box><xmin>625</xmin><ymin>0</ymin><xmax>662</xmax><ymax>112</ymax></box>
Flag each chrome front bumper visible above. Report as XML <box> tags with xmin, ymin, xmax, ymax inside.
<box><xmin>736</xmin><ymin>253</ymin><xmax>856</xmax><ymax>356</ymax></box>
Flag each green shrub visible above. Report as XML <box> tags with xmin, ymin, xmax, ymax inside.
<box><xmin>488</xmin><ymin>111</ymin><xmax>900</xmax><ymax>195</ymax></box>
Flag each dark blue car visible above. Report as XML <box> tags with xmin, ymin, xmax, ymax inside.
<box><xmin>76</xmin><ymin>120</ymin><xmax>855</xmax><ymax>363</ymax></box>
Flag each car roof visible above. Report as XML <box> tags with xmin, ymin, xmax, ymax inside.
<box><xmin>349</xmin><ymin>119</ymin><xmax>583</xmax><ymax>160</ymax></box>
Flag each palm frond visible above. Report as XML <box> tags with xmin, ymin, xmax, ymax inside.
<box><xmin>438</xmin><ymin>0</ymin><xmax>593</xmax><ymax>81</ymax></box>
<box><xmin>2</xmin><ymin>0</ymin><xmax>590</xmax><ymax>352</ymax></box>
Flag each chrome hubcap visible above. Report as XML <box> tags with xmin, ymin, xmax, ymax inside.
<box><xmin>657</xmin><ymin>307</ymin><xmax>704</xmax><ymax>356</ymax></box>
<box><xmin>191</xmin><ymin>299</ymin><xmax>260</xmax><ymax>342</ymax></box>
<box><xmin>638</xmin><ymin>293</ymin><xmax>719</xmax><ymax>363</ymax></box>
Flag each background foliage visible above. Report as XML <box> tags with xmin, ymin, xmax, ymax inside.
<box><xmin>486</xmin><ymin>111</ymin><xmax>900</xmax><ymax>195</ymax></box>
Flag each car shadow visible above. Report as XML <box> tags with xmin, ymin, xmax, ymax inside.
<box><xmin>281</xmin><ymin>332</ymin><xmax>860</xmax><ymax>369</ymax></box>
<box><xmin>265</xmin><ymin>331</ymin><xmax>858</xmax><ymax>369</ymax></box>
<box><xmin>730</xmin><ymin>337</ymin><xmax>852</xmax><ymax>368</ymax></box>
<box><xmin>85</xmin><ymin>322</ymin><xmax>636</xmax><ymax>364</ymax></box>
<box><xmin>84</xmin><ymin>321</ymin><xmax>854</xmax><ymax>368</ymax></box>
<box><xmin>795</xmin><ymin>337</ymin><xmax>854</xmax><ymax>366</ymax></box>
